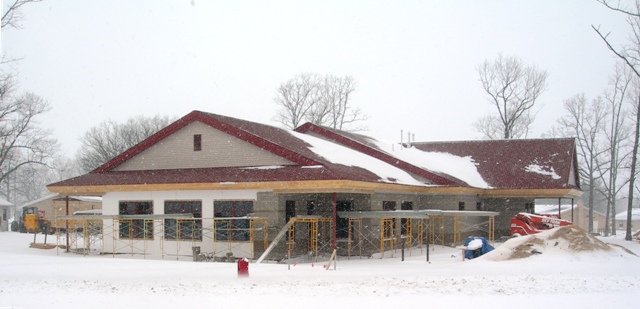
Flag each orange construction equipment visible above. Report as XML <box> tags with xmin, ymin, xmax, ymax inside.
<box><xmin>510</xmin><ymin>212</ymin><xmax>572</xmax><ymax>236</ymax></box>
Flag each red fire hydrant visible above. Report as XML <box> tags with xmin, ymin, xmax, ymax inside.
<box><xmin>237</xmin><ymin>258</ymin><xmax>249</xmax><ymax>277</ymax></box>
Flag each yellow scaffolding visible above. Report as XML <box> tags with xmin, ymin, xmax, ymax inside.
<box><xmin>285</xmin><ymin>217</ymin><xmax>333</xmax><ymax>262</ymax></box>
<box><xmin>429</xmin><ymin>215</ymin><xmax>445</xmax><ymax>247</ymax></box>
<box><xmin>380</xmin><ymin>218</ymin><xmax>395</xmax><ymax>257</ymax></box>
<box><xmin>452</xmin><ymin>216</ymin><xmax>462</xmax><ymax>245</ymax></box>
<box><xmin>54</xmin><ymin>216</ymin><xmax>269</xmax><ymax>261</ymax></box>
<box><xmin>449</xmin><ymin>213</ymin><xmax>497</xmax><ymax>246</ymax></box>
<box><xmin>346</xmin><ymin>218</ymin><xmax>363</xmax><ymax>259</ymax></box>
<box><xmin>402</xmin><ymin>217</ymin><xmax>413</xmax><ymax>254</ymax></box>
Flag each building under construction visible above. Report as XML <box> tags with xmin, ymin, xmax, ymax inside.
<box><xmin>45</xmin><ymin>111</ymin><xmax>581</xmax><ymax>263</ymax></box>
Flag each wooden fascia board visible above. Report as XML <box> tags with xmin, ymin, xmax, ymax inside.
<box><xmin>48</xmin><ymin>181</ymin><xmax>465</xmax><ymax>195</ymax></box>
<box><xmin>296</xmin><ymin>123</ymin><xmax>460</xmax><ymax>186</ymax></box>
<box><xmin>479</xmin><ymin>188</ymin><xmax>583</xmax><ymax>199</ymax></box>
<box><xmin>48</xmin><ymin>180</ymin><xmax>583</xmax><ymax>199</ymax></box>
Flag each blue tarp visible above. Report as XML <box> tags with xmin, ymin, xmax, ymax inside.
<box><xmin>463</xmin><ymin>236</ymin><xmax>494</xmax><ymax>260</ymax></box>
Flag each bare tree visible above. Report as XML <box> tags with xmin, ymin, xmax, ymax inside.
<box><xmin>0</xmin><ymin>0</ymin><xmax>58</xmax><ymax>219</ymax></box>
<box><xmin>2</xmin><ymin>0</ymin><xmax>42</xmax><ymax>30</ymax></box>
<box><xmin>76</xmin><ymin>115</ymin><xmax>174</xmax><ymax>173</ymax></box>
<box><xmin>557</xmin><ymin>94</ymin><xmax>609</xmax><ymax>233</ymax></box>
<box><xmin>0</xmin><ymin>91</ymin><xmax>58</xmax><ymax>212</ymax></box>
<box><xmin>273</xmin><ymin>73</ymin><xmax>367</xmax><ymax>131</ymax></box>
<box><xmin>319</xmin><ymin>75</ymin><xmax>367</xmax><ymax>131</ymax></box>
<box><xmin>473</xmin><ymin>113</ymin><xmax>533</xmax><ymax>140</ymax></box>
<box><xmin>594</xmin><ymin>64</ymin><xmax>634</xmax><ymax>235</ymax></box>
<box><xmin>0</xmin><ymin>79</ymin><xmax>58</xmax><ymax>183</ymax></box>
<box><xmin>475</xmin><ymin>54</ymin><xmax>548</xmax><ymax>139</ymax></box>
<box><xmin>273</xmin><ymin>73</ymin><xmax>321</xmax><ymax>130</ymax></box>
<box><xmin>594</xmin><ymin>0</ymin><xmax>640</xmax><ymax>240</ymax></box>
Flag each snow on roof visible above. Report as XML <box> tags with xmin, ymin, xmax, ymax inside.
<box><xmin>294</xmin><ymin>128</ymin><xmax>489</xmax><ymax>188</ymax></box>
<box><xmin>291</xmin><ymin>131</ymin><xmax>429</xmax><ymax>186</ymax></box>
<box><xmin>536</xmin><ymin>204</ymin><xmax>574</xmax><ymax>214</ymax></box>
<box><xmin>19</xmin><ymin>193</ymin><xmax>58</xmax><ymax>208</ymax></box>
<box><xmin>0</xmin><ymin>197</ymin><xmax>12</xmax><ymax>206</ymax></box>
<box><xmin>525</xmin><ymin>164</ymin><xmax>561</xmax><ymax>179</ymax></box>
<box><xmin>67</xmin><ymin>196</ymin><xmax>103</xmax><ymax>203</ymax></box>
<box><xmin>372</xmin><ymin>140</ymin><xmax>490</xmax><ymax>188</ymax></box>
<box><xmin>615</xmin><ymin>208</ymin><xmax>640</xmax><ymax>221</ymax></box>
<box><xmin>20</xmin><ymin>194</ymin><xmax>102</xmax><ymax>208</ymax></box>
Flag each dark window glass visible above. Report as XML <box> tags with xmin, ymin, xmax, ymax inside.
<box><xmin>164</xmin><ymin>201</ymin><xmax>202</xmax><ymax>240</ymax></box>
<box><xmin>119</xmin><ymin>201</ymin><xmax>153</xmax><ymax>239</ymax></box>
<box><xmin>194</xmin><ymin>134</ymin><xmax>202</xmax><ymax>151</ymax></box>
<box><xmin>382</xmin><ymin>201</ymin><xmax>396</xmax><ymax>211</ymax></box>
<box><xmin>214</xmin><ymin>201</ymin><xmax>253</xmax><ymax>241</ymax></box>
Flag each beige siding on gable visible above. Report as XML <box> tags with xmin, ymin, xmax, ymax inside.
<box><xmin>568</xmin><ymin>158</ymin><xmax>576</xmax><ymax>187</ymax></box>
<box><xmin>114</xmin><ymin>121</ymin><xmax>295</xmax><ymax>171</ymax></box>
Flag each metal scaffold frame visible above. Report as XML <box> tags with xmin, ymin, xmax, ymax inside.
<box><xmin>339</xmin><ymin>210</ymin><xmax>433</xmax><ymax>259</ymax></box>
<box><xmin>347</xmin><ymin>218</ymin><xmax>363</xmax><ymax>258</ymax></box>
<box><xmin>339</xmin><ymin>210</ymin><xmax>499</xmax><ymax>258</ymax></box>
<box><xmin>429</xmin><ymin>215</ymin><xmax>445</xmax><ymax>247</ymax></box>
<box><xmin>54</xmin><ymin>211</ymin><xmax>498</xmax><ymax>262</ymax></box>
<box><xmin>446</xmin><ymin>211</ymin><xmax>497</xmax><ymax>245</ymax></box>
<box><xmin>286</xmin><ymin>217</ymin><xmax>333</xmax><ymax>262</ymax></box>
<box><xmin>54</xmin><ymin>215</ymin><xmax>269</xmax><ymax>261</ymax></box>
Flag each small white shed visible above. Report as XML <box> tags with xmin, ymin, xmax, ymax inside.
<box><xmin>0</xmin><ymin>197</ymin><xmax>14</xmax><ymax>232</ymax></box>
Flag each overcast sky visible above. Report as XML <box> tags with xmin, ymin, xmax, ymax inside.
<box><xmin>0</xmin><ymin>0</ymin><xmax>632</xmax><ymax>156</ymax></box>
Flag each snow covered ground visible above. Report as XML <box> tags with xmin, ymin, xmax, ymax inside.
<box><xmin>1</xmin><ymin>228</ymin><xmax>639</xmax><ymax>308</ymax></box>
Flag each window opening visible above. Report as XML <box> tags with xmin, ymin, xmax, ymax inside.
<box><xmin>525</xmin><ymin>202</ymin><xmax>534</xmax><ymax>213</ymax></box>
<box><xmin>193</xmin><ymin>134</ymin><xmax>202</xmax><ymax>151</ymax></box>
<box><xmin>400</xmin><ymin>201</ymin><xmax>413</xmax><ymax>235</ymax></box>
<box><xmin>382</xmin><ymin>201</ymin><xmax>396</xmax><ymax>211</ymax></box>
<box><xmin>382</xmin><ymin>201</ymin><xmax>397</xmax><ymax>237</ymax></box>
<box><xmin>306</xmin><ymin>200</ymin><xmax>315</xmax><ymax>215</ymax></box>
<box><xmin>164</xmin><ymin>201</ymin><xmax>202</xmax><ymax>240</ymax></box>
<box><xmin>214</xmin><ymin>201</ymin><xmax>253</xmax><ymax>241</ymax></box>
<box><xmin>119</xmin><ymin>201</ymin><xmax>153</xmax><ymax>239</ymax></box>
<box><xmin>336</xmin><ymin>200</ymin><xmax>354</xmax><ymax>239</ymax></box>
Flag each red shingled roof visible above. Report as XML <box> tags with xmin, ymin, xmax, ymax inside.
<box><xmin>410</xmin><ymin>138</ymin><xmax>580</xmax><ymax>190</ymax></box>
<box><xmin>51</xmin><ymin>111</ymin><xmax>425</xmax><ymax>188</ymax></box>
<box><xmin>50</xmin><ymin>165</ymin><xmax>382</xmax><ymax>187</ymax></box>
<box><xmin>295</xmin><ymin>123</ymin><xmax>579</xmax><ymax>191</ymax></box>
<box><xmin>48</xmin><ymin>111</ymin><xmax>580</xmax><ymax>192</ymax></box>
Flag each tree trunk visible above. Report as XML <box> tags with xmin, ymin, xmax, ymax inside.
<box><xmin>588</xmin><ymin>179</ymin><xmax>594</xmax><ymax>233</ymax></box>
<box><xmin>625</xmin><ymin>97</ymin><xmax>640</xmax><ymax>241</ymax></box>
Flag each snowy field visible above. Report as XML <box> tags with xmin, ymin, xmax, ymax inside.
<box><xmin>1</xmin><ymin>228</ymin><xmax>639</xmax><ymax>309</ymax></box>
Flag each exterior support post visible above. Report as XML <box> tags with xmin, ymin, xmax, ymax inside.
<box><xmin>332</xmin><ymin>192</ymin><xmax>337</xmax><ymax>249</ymax></box>
<box><xmin>571</xmin><ymin>198</ymin><xmax>574</xmax><ymax>222</ymax></box>
<box><xmin>65</xmin><ymin>196</ymin><xmax>70</xmax><ymax>253</ymax></box>
<box><xmin>558</xmin><ymin>197</ymin><xmax>562</xmax><ymax>219</ymax></box>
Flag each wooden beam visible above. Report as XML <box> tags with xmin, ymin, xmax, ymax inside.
<box><xmin>479</xmin><ymin>188</ymin><xmax>583</xmax><ymax>198</ymax></box>
<box><xmin>47</xmin><ymin>180</ymin><xmax>583</xmax><ymax>199</ymax></box>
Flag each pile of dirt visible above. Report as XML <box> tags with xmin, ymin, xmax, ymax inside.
<box><xmin>29</xmin><ymin>243</ymin><xmax>58</xmax><ymax>250</ymax></box>
<box><xmin>547</xmin><ymin>226</ymin><xmax>611</xmax><ymax>251</ymax></box>
<box><xmin>485</xmin><ymin>226</ymin><xmax>616</xmax><ymax>261</ymax></box>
